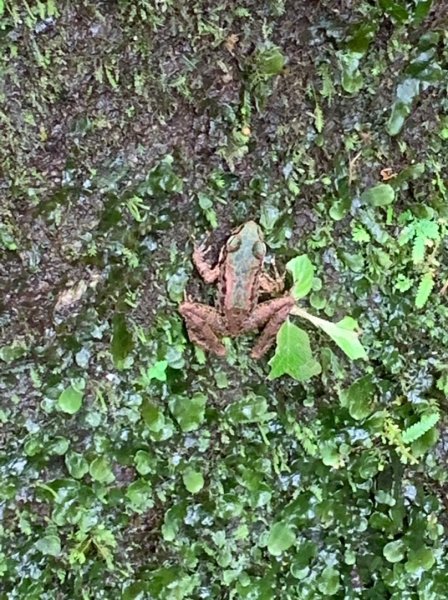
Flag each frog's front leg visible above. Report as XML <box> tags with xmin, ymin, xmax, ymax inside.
<box><xmin>192</xmin><ymin>244</ymin><xmax>220</xmax><ymax>284</ymax></box>
<box><xmin>259</xmin><ymin>272</ymin><xmax>285</xmax><ymax>294</ymax></box>
<box><xmin>259</xmin><ymin>260</ymin><xmax>285</xmax><ymax>294</ymax></box>
<box><xmin>179</xmin><ymin>301</ymin><xmax>228</xmax><ymax>356</ymax></box>
<box><xmin>243</xmin><ymin>296</ymin><xmax>296</xmax><ymax>359</ymax></box>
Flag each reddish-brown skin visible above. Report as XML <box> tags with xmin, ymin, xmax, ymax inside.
<box><xmin>179</xmin><ymin>221</ymin><xmax>295</xmax><ymax>358</ymax></box>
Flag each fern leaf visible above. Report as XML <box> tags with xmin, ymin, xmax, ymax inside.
<box><xmin>417</xmin><ymin>219</ymin><xmax>439</xmax><ymax>240</ymax></box>
<box><xmin>314</xmin><ymin>102</ymin><xmax>324</xmax><ymax>133</ymax></box>
<box><xmin>415</xmin><ymin>272</ymin><xmax>434</xmax><ymax>309</ymax></box>
<box><xmin>402</xmin><ymin>412</ymin><xmax>440</xmax><ymax>444</ymax></box>
<box><xmin>412</xmin><ymin>235</ymin><xmax>426</xmax><ymax>264</ymax></box>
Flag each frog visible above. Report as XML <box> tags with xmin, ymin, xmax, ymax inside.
<box><xmin>179</xmin><ymin>221</ymin><xmax>295</xmax><ymax>359</ymax></box>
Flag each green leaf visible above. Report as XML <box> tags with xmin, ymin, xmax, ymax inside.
<box><xmin>183</xmin><ymin>469</ymin><xmax>204</xmax><ymax>494</ymax></box>
<box><xmin>361</xmin><ymin>183</ymin><xmax>395</xmax><ymax>207</ymax></box>
<box><xmin>347</xmin><ymin>22</ymin><xmax>377</xmax><ymax>54</ymax></box>
<box><xmin>125</xmin><ymin>479</ymin><xmax>153</xmax><ymax>513</ymax></box>
<box><xmin>35</xmin><ymin>534</ymin><xmax>61</xmax><ymax>557</ymax></box>
<box><xmin>58</xmin><ymin>384</ymin><xmax>84</xmax><ymax>415</ymax></box>
<box><xmin>268</xmin><ymin>320</ymin><xmax>321</xmax><ymax>381</ymax></box>
<box><xmin>405</xmin><ymin>546</ymin><xmax>435</xmax><ymax>573</ymax></box>
<box><xmin>267</xmin><ymin>521</ymin><xmax>296</xmax><ymax>556</ymax></box>
<box><xmin>65</xmin><ymin>451</ymin><xmax>89</xmax><ymax>479</ymax></box>
<box><xmin>314</xmin><ymin>101</ymin><xmax>324</xmax><ymax>133</ymax></box>
<box><xmin>0</xmin><ymin>341</ymin><xmax>27</xmax><ymax>363</ymax></box>
<box><xmin>286</xmin><ymin>255</ymin><xmax>315</xmax><ymax>299</ymax></box>
<box><xmin>147</xmin><ymin>360</ymin><xmax>168</xmax><ymax>382</ymax></box>
<box><xmin>169</xmin><ymin>393</ymin><xmax>206</xmax><ymax>432</ymax></box>
<box><xmin>48</xmin><ymin>436</ymin><xmax>70</xmax><ymax>455</ymax></box>
<box><xmin>317</xmin><ymin>567</ymin><xmax>340</xmax><ymax>596</ymax></box>
<box><xmin>387</xmin><ymin>78</ymin><xmax>420</xmax><ymax>135</ymax></box>
<box><xmin>134</xmin><ymin>450</ymin><xmax>153</xmax><ymax>475</ymax></box>
<box><xmin>402</xmin><ymin>412</ymin><xmax>440</xmax><ymax>444</ymax></box>
<box><xmin>340</xmin><ymin>375</ymin><xmax>374</xmax><ymax>420</ymax></box>
<box><xmin>89</xmin><ymin>457</ymin><xmax>115</xmax><ymax>484</ymax></box>
<box><xmin>411</xmin><ymin>427</ymin><xmax>439</xmax><ymax>457</ymax></box>
<box><xmin>329</xmin><ymin>198</ymin><xmax>350</xmax><ymax>221</ymax></box>
<box><xmin>379</xmin><ymin>0</ymin><xmax>409</xmax><ymax>23</ymax></box>
<box><xmin>415</xmin><ymin>272</ymin><xmax>434</xmax><ymax>309</ymax></box>
<box><xmin>225</xmin><ymin>394</ymin><xmax>271</xmax><ymax>423</ymax></box>
<box><xmin>257</xmin><ymin>47</ymin><xmax>286</xmax><ymax>76</ymax></box>
<box><xmin>162</xmin><ymin>505</ymin><xmax>186</xmax><ymax>542</ymax></box>
<box><xmin>292</xmin><ymin>309</ymin><xmax>368</xmax><ymax>360</ymax></box>
<box><xmin>321</xmin><ymin>442</ymin><xmax>343</xmax><ymax>468</ymax></box>
<box><xmin>412</xmin><ymin>236</ymin><xmax>426</xmax><ymax>264</ymax></box>
<box><xmin>141</xmin><ymin>400</ymin><xmax>165</xmax><ymax>432</ymax></box>
<box><xmin>383</xmin><ymin>539</ymin><xmax>405</xmax><ymax>563</ymax></box>
<box><xmin>340</xmin><ymin>51</ymin><xmax>363</xmax><ymax>94</ymax></box>
<box><xmin>111</xmin><ymin>313</ymin><xmax>133</xmax><ymax>369</ymax></box>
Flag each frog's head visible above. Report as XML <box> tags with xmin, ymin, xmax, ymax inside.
<box><xmin>226</xmin><ymin>221</ymin><xmax>265</xmax><ymax>261</ymax></box>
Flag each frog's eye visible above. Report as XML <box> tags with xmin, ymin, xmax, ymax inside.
<box><xmin>252</xmin><ymin>240</ymin><xmax>265</xmax><ymax>259</ymax></box>
<box><xmin>227</xmin><ymin>235</ymin><xmax>241</xmax><ymax>252</ymax></box>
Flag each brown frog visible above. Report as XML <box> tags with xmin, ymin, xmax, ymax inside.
<box><xmin>179</xmin><ymin>221</ymin><xmax>295</xmax><ymax>358</ymax></box>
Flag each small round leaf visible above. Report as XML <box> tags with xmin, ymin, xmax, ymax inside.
<box><xmin>58</xmin><ymin>385</ymin><xmax>83</xmax><ymax>415</ymax></box>
<box><xmin>267</xmin><ymin>521</ymin><xmax>296</xmax><ymax>556</ymax></box>
<box><xmin>35</xmin><ymin>534</ymin><xmax>61</xmax><ymax>557</ymax></box>
<box><xmin>183</xmin><ymin>469</ymin><xmax>204</xmax><ymax>494</ymax></box>
<box><xmin>383</xmin><ymin>539</ymin><xmax>405</xmax><ymax>563</ymax></box>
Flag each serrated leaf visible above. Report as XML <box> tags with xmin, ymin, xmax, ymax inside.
<box><xmin>268</xmin><ymin>320</ymin><xmax>321</xmax><ymax>381</ymax></box>
<box><xmin>402</xmin><ymin>412</ymin><xmax>440</xmax><ymax>444</ymax></box>
<box><xmin>291</xmin><ymin>309</ymin><xmax>368</xmax><ymax>361</ymax></box>
<box><xmin>267</xmin><ymin>521</ymin><xmax>296</xmax><ymax>556</ymax></box>
<box><xmin>417</xmin><ymin>219</ymin><xmax>439</xmax><ymax>240</ymax></box>
<box><xmin>412</xmin><ymin>235</ymin><xmax>426</xmax><ymax>264</ymax></box>
<box><xmin>314</xmin><ymin>102</ymin><xmax>324</xmax><ymax>133</ymax></box>
<box><xmin>361</xmin><ymin>183</ymin><xmax>395</xmax><ymax>207</ymax></box>
<box><xmin>286</xmin><ymin>255</ymin><xmax>315</xmax><ymax>299</ymax></box>
<box><xmin>352</xmin><ymin>225</ymin><xmax>370</xmax><ymax>243</ymax></box>
<box><xmin>415</xmin><ymin>272</ymin><xmax>434</xmax><ymax>308</ymax></box>
<box><xmin>147</xmin><ymin>360</ymin><xmax>168</xmax><ymax>382</ymax></box>
<box><xmin>411</xmin><ymin>427</ymin><xmax>439</xmax><ymax>457</ymax></box>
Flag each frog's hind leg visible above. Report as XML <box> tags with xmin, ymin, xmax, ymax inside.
<box><xmin>245</xmin><ymin>296</ymin><xmax>296</xmax><ymax>359</ymax></box>
<box><xmin>179</xmin><ymin>301</ymin><xmax>228</xmax><ymax>357</ymax></box>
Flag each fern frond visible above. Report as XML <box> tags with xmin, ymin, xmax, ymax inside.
<box><xmin>415</xmin><ymin>272</ymin><xmax>434</xmax><ymax>309</ymax></box>
<box><xmin>412</xmin><ymin>235</ymin><xmax>426</xmax><ymax>264</ymax></box>
<box><xmin>314</xmin><ymin>102</ymin><xmax>324</xmax><ymax>133</ymax></box>
<box><xmin>416</xmin><ymin>219</ymin><xmax>439</xmax><ymax>241</ymax></box>
<box><xmin>402</xmin><ymin>413</ymin><xmax>440</xmax><ymax>444</ymax></box>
